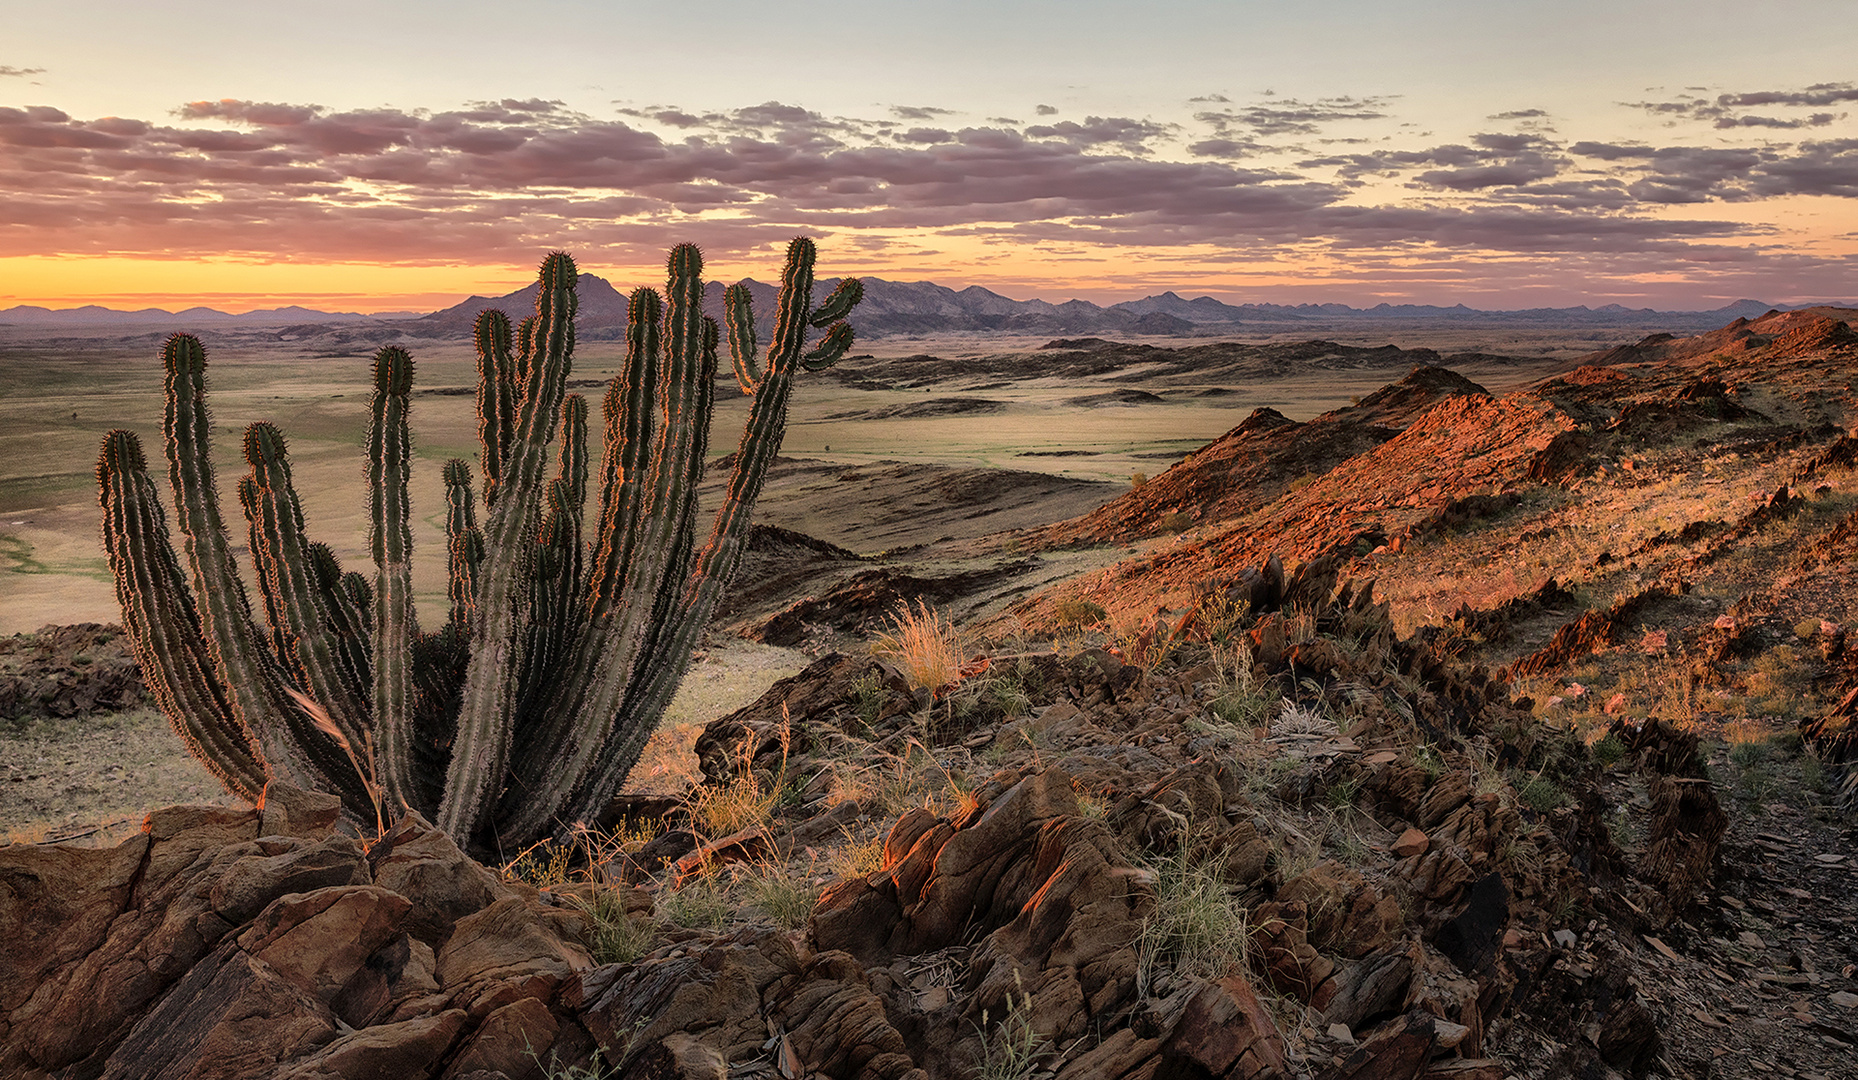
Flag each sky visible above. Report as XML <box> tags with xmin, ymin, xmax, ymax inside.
<box><xmin>3</xmin><ymin>0</ymin><xmax>1857</xmax><ymax>311</ymax></box>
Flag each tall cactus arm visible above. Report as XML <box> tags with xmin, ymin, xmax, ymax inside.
<box><xmin>307</xmin><ymin>541</ymin><xmax>373</xmax><ymax>703</ymax></box>
<box><xmin>441</xmin><ymin>252</ymin><xmax>577</xmax><ymax>840</ymax></box>
<box><xmin>562</xmin><ymin>341</ymin><xmax>798</xmax><ymax>823</ymax></box>
<box><xmin>474</xmin><ymin>310</ymin><xmax>515</xmax><ymax>508</ymax></box>
<box><xmin>584</xmin><ymin>289</ymin><xmax>663</xmax><ymax>627</ymax></box>
<box><xmin>514</xmin><ymin>316</ymin><xmax>539</xmax><ymax>409</ymax></box>
<box><xmin>442</xmin><ymin>459</ymin><xmax>483</xmax><ymax>629</ymax></box>
<box><xmin>521</xmin><ymin>394</ymin><xmax>589</xmax><ymax>699</ymax></box>
<box><xmin>500</xmin><ymin>244</ymin><xmax>709</xmax><ymax>840</ymax></box>
<box><xmin>97</xmin><ymin>429</ymin><xmax>269</xmax><ymax>801</ymax></box>
<box><xmin>241</xmin><ymin>422</ymin><xmax>372</xmax><ymax>750</ymax></box>
<box><xmin>158</xmin><ymin>333</ymin><xmax>314</xmax><ymax>785</ymax></box>
<box><xmin>724</xmin><ymin>282</ymin><xmax>762</xmax><ymax>394</ymax></box>
<box><xmin>561</xmin><ymin>240</ymin><xmax>862</xmax><ymax>827</ymax></box>
<box><xmin>369</xmin><ymin>346</ymin><xmax>420</xmax><ymax>813</ymax></box>
<box><xmin>237</xmin><ymin>475</ymin><xmax>293</xmax><ymax>669</ymax></box>
<box><xmin>809</xmin><ymin>278</ymin><xmax>864</xmax><ymax>327</ymax></box>
<box><xmin>551</xmin><ymin>393</ymin><xmax>589</xmax><ymax>607</ymax></box>
<box><xmin>802</xmin><ymin>322</ymin><xmax>857</xmax><ymax>371</ymax></box>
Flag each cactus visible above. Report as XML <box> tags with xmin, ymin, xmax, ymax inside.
<box><xmin>97</xmin><ymin>238</ymin><xmax>861</xmax><ymax>850</ymax></box>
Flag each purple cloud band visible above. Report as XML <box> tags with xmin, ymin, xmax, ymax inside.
<box><xmin>0</xmin><ymin>86</ymin><xmax>1852</xmax><ymax>296</ymax></box>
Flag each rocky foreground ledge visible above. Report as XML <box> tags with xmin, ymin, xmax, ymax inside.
<box><xmin>0</xmin><ymin>565</ymin><xmax>1777</xmax><ymax>1080</ymax></box>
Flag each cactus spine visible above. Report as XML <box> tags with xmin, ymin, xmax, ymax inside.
<box><xmin>97</xmin><ymin>239</ymin><xmax>861</xmax><ymax>851</ymax></box>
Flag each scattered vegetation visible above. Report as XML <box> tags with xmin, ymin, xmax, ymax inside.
<box><xmin>1136</xmin><ymin>842</ymin><xmax>1250</xmax><ymax>997</ymax></box>
<box><xmin>872</xmin><ymin>600</ymin><xmax>966</xmax><ymax>694</ymax></box>
<box><xmin>568</xmin><ymin>888</ymin><xmax>656</xmax><ymax>966</ymax></box>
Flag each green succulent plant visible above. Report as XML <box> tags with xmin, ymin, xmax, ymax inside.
<box><xmin>96</xmin><ymin>238</ymin><xmax>861</xmax><ymax>850</ymax></box>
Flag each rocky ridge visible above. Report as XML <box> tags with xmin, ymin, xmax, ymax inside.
<box><xmin>3</xmin><ymin>550</ymin><xmax>1810</xmax><ymax>1079</ymax></box>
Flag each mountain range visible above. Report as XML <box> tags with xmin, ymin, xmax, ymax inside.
<box><xmin>0</xmin><ymin>276</ymin><xmax>1835</xmax><ymax>338</ymax></box>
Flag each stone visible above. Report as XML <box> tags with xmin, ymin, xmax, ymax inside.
<box><xmin>274</xmin><ymin>1009</ymin><xmax>468</xmax><ymax>1080</ymax></box>
<box><xmin>1166</xmin><ymin>975</ymin><xmax>1288</xmax><ymax>1080</ymax></box>
<box><xmin>1323</xmin><ymin>949</ymin><xmax>1414</xmax><ymax>1031</ymax></box>
<box><xmin>208</xmin><ymin>836</ymin><xmax>371</xmax><ymax>925</ymax></box>
<box><xmin>258</xmin><ymin>782</ymin><xmax>344</xmax><ymax>840</ymax></box>
<box><xmin>1392</xmin><ymin>828</ymin><xmax>1429</xmax><ymax>858</ymax></box>
<box><xmin>369</xmin><ymin>813</ymin><xmax>510</xmax><ymax>947</ymax></box>
<box><xmin>1314</xmin><ymin>1010</ymin><xmax>1437</xmax><ymax>1080</ymax></box>
<box><xmin>1830</xmin><ymin>991</ymin><xmax>1858</xmax><ymax>1010</ymax></box>
<box><xmin>443</xmin><ymin>997</ymin><xmax>558</xmax><ymax>1079</ymax></box>
<box><xmin>237</xmin><ymin>886</ymin><xmax>412</xmax><ymax>1003</ymax></box>
<box><xmin>0</xmin><ymin>833</ymin><xmax>151</xmax><ymax>1017</ymax></box>
<box><xmin>94</xmin><ymin>944</ymin><xmax>338</xmax><ymax>1080</ymax></box>
<box><xmin>1435</xmin><ymin>874</ymin><xmax>1509</xmax><ymax>978</ymax></box>
<box><xmin>575</xmin><ymin>928</ymin><xmax>800</xmax><ymax>1065</ymax></box>
<box><xmin>767</xmin><ymin>950</ymin><xmax>918</xmax><ymax>1080</ymax></box>
<box><xmin>671</xmin><ymin>827</ymin><xmax>772</xmax><ymax>883</ymax></box>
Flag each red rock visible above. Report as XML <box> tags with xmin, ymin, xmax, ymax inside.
<box><xmin>237</xmin><ymin>886</ymin><xmax>412</xmax><ymax>1004</ymax></box>
<box><xmin>1166</xmin><ymin>975</ymin><xmax>1288</xmax><ymax>1080</ymax></box>
<box><xmin>1392</xmin><ymin>828</ymin><xmax>1429</xmax><ymax>858</ymax></box>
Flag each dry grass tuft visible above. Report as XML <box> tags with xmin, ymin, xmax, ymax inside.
<box><xmin>872</xmin><ymin>600</ymin><xmax>965</xmax><ymax>694</ymax></box>
<box><xmin>1135</xmin><ymin>844</ymin><xmax>1250</xmax><ymax>997</ymax></box>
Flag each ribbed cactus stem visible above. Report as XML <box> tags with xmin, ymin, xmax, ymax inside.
<box><xmin>241</xmin><ymin>422</ymin><xmax>371</xmax><ymax>750</ymax></box>
<box><xmin>474</xmin><ymin>310</ymin><xmax>515</xmax><ymax>508</ymax></box>
<box><xmin>157</xmin><ymin>333</ymin><xmax>318</xmax><ymax>788</ymax></box>
<box><xmin>97</xmin><ymin>429</ymin><xmax>270</xmax><ymax>800</ymax></box>
<box><xmin>307</xmin><ymin>541</ymin><xmax>372</xmax><ymax>699</ymax></box>
<box><xmin>369</xmin><ymin>345</ymin><xmax>418</xmax><ymax>812</ymax></box>
<box><xmin>442</xmin><ymin>252</ymin><xmax>577</xmax><ymax>838</ymax></box>
<box><xmin>562</xmin><ymin>238</ymin><xmax>862</xmax><ymax>827</ymax></box>
<box><xmin>810</xmin><ymin>277</ymin><xmax>864</xmax><ymax>327</ymax></box>
<box><xmin>724</xmin><ymin>283</ymin><xmax>761</xmax><ymax>393</ymax></box>
<box><xmin>442</xmin><ymin>459</ymin><xmax>482</xmax><ymax>628</ymax></box>
<box><xmin>586</xmin><ymin>288</ymin><xmax>663</xmax><ymax>624</ymax></box>
<box><xmin>500</xmin><ymin>243</ymin><xmax>710</xmax><ymax>839</ymax></box>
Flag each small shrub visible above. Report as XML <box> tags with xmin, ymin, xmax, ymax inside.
<box><xmin>1130</xmin><ymin>471</ymin><xmax>1148</xmax><ymax>489</ymax></box>
<box><xmin>1136</xmin><ymin>845</ymin><xmax>1249</xmax><ymax>996</ymax></box>
<box><xmin>1325</xmin><ymin>777</ymin><xmax>1362</xmax><ymax>810</ymax></box>
<box><xmin>570</xmin><ymin>889</ymin><xmax>656</xmax><ymax>966</ymax></box>
<box><xmin>1209</xmin><ymin>672</ymin><xmax>1272</xmax><ymax>729</ymax></box>
<box><xmin>872</xmin><ymin>600</ymin><xmax>964</xmax><ymax>694</ymax></box>
<box><xmin>1160</xmin><ymin>511</ymin><xmax>1194</xmax><ymax>533</ymax></box>
<box><xmin>1052</xmin><ymin>598</ymin><xmax>1108</xmax><ymax>629</ymax></box>
<box><xmin>983</xmin><ymin>675</ymin><xmax>1033</xmax><ymax>720</ymax></box>
<box><xmin>1590</xmin><ymin>734</ymin><xmax>1626</xmax><ymax>767</ymax></box>
<box><xmin>826</xmin><ymin>834</ymin><xmax>886</xmax><ymax>880</ymax></box>
<box><xmin>1415</xmin><ymin>744</ymin><xmax>1445</xmax><ymax>786</ymax></box>
<box><xmin>747</xmin><ymin>867</ymin><xmax>819</xmax><ymax>930</ymax></box>
<box><xmin>1516</xmin><ymin>775</ymin><xmax>1568</xmax><ymax>812</ymax></box>
<box><xmin>688</xmin><ymin>728</ymin><xmax>789</xmax><ymax>840</ymax></box>
<box><xmin>977</xmin><ymin>978</ymin><xmax>1052</xmax><ymax>1080</ymax></box>
<box><xmin>660</xmin><ymin>873</ymin><xmax>732</xmax><ymax>930</ymax></box>
<box><xmin>847</xmin><ymin>673</ymin><xmax>889</xmax><ymax>729</ymax></box>
<box><xmin>501</xmin><ymin>838</ymin><xmax>576</xmax><ymax>888</ymax></box>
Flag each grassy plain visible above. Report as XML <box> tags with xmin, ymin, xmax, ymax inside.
<box><xmin>0</xmin><ymin>325</ymin><xmax>1575</xmax><ymax>635</ymax></box>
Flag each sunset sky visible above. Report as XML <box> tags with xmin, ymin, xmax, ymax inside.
<box><xmin>4</xmin><ymin>0</ymin><xmax>1857</xmax><ymax>311</ymax></box>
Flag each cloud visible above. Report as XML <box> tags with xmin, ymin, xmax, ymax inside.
<box><xmin>1022</xmin><ymin>116</ymin><xmax>1175</xmax><ymax>153</ymax></box>
<box><xmin>1489</xmin><ymin>109</ymin><xmax>1548</xmax><ymax>120</ymax></box>
<box><xmin>891</xmin><ymin>105</ymin><xmax>954</xmax><ymax>121</ymax></box>
<box><xmin>1035</xmin><ymin>104</ymin><xmax>1058</xmax><ymax>116</ymax></box>
<box><xmin>0</xmin><ymin>66</ymin><xmax>46</xmax><ymax>78</ymax></box>
<box><xmin>1626</xmin><ymin>82</ymin><xmax>1857</xmax><ymax>128</ymax></box>
<box><xmin>1197</xmin><ymin>95</ymin><xmax>1391</xmax><ymax>137</ymax></box>
<box><xmin>0</xmin><ymin>89</ymin><xmax>1848</xmax><ymax>299</ymax></box>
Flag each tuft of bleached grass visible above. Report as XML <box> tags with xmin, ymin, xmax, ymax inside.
<box><xmin>873</xmin><ymin>600</ymin><xmax>965</xmax><ymax>694</ymax></box>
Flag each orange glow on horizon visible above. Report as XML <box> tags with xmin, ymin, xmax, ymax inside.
<box><xmin>0</xmin><ymin>256</ymin><xmax>541</xmax><ymax>314</ymax></box>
